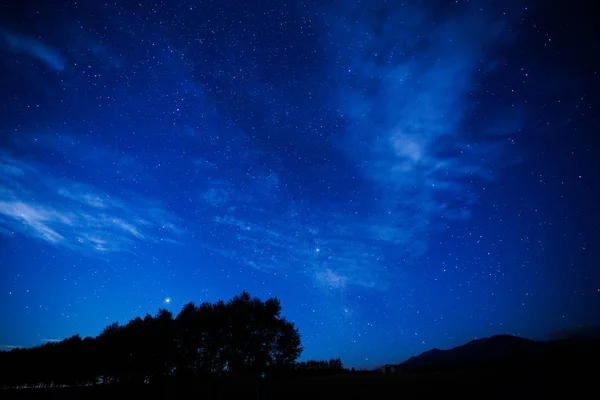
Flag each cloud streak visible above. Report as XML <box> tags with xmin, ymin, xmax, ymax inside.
<box><xmin>0</xmin><ymin>152</ymin><xmax>184</xmax><ymax>253</ymax></box>
<box><xmin>0</xmin><ymin>28</ymin><xmax>66</xmax><ymax>71</ymax></box>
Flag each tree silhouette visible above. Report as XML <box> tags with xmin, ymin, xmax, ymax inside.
<box><xmin>173</xmin><ymin>302</ymin><xmax>200</xmax><ymax>384</ymax></box>
<box><xmin>294</xmin><ymin>358</ymin><xmax>346</xmax><ymax>377</ymax></box>
<box><xmin>0</xmin><ymin>291</ymin><xmax>304</xmax><ymax>391</ymax></box>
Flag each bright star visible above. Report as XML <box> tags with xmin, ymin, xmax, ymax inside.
<box><xmin>164</xmin><ymin>297</ymin><xmax>171</xmax><ymax>304</ymax></box>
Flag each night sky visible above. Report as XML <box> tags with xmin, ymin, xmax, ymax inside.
<box><xmin>1</xmin><ymin>0</ymin><xmax>599</xmax><ymax>368</ymax></box>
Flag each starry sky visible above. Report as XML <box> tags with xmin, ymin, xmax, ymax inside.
<box><xmin>0</xmin><ymin>0</ymin><xmax>598</xmax><ymax>368</ymax></box>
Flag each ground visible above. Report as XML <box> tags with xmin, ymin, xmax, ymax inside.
<box><xmin>2</xmin><ymin>367</ymin><xmax>593</xmax><ymax>399</ymax></box>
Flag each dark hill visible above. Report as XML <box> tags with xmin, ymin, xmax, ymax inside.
<box><xmin>394</xmin><ymin>334</ymin><xmax>600</xmax><ymax>372</ymax></box>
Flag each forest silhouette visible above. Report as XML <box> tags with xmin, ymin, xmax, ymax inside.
<box><xmin>0</xmin><ymin>291</ymin><xmax>347</xmax><ymax>391</ymax></box>
<box><xmin>1</xmin><ymin>291</ymin><xmax>598</xmax><ymax>399</ymax></box>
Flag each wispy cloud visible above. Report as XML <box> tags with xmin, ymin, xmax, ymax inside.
<box><xmin>209</xmin><ymin>210</ymin><xmax>388</xmax><ymax>290</ymax></box>
<box><xmin>0</xmin><ymin>152</ymin><xmax>184</xmax><ymax>252</ymax></box>
<box><xmin>315</xmin><ymin>268</ymin><xmax>348</xmax><ymax>289</ymax></box>
<box><xmin>198</xmin><ymin>168</ymin><xmax>281</xmax><ymax>210</ymax></box>
<box><xmin>0</xmin><ymin>28</ymin><xmax>65</xmax><ymax>71</ymax></box>
<box><xmin>327</xmin><ymin>1</ymin><xmax>525</xmax><ymax>252</ymax></box>
<box><xmin>201</xmin><ymin>179</ymin><xmax>235</xmax><ymax>207</ymax></box>
<box><xmin>192</xmin><ymin>158</ymin><xmax>217</xmax><ymax>171</ymax></box>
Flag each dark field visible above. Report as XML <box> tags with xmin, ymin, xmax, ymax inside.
<box><xmin>2</xmin><ymin>367</ymin><xmax>594</xmax><ymax>399</ymax></box>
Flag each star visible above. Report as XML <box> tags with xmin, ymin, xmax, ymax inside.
<box><xmin>0</xmin><ymin>0</ymin><xmax>595</xmax><ymax>372</ymax></box>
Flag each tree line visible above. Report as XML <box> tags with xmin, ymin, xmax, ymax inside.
<box><xmin>0</xmin><ymin>291</ymin><xmax>346</xmax><ymax>390</ymax></box>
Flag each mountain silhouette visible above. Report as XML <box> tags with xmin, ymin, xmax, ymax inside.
<box><xmin>392</xmin><ymin>334</ymin><xmax>600</xmax><ymax>372</ymax></box>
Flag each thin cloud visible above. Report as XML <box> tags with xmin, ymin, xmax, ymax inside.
<box><xmin>202</xmin><ymin>188</ymin><xmax>232</xmax><ymax>206</ymax></box>
<box><xmin>0</xmin><ymin>28</ymin><xmax>66</xmax><ymax>71</ymax></box>
<box><xmin>315</xmin><ymin>268</ymin><xmax>348</xmax><ymax>289</ymax></box>
<box><xmin>0</xmin><ymin>152</ymin><xmax>184</xmax><ymax>252</ymax></box>
<box><xmin>192</xmin><ymin>158</ymin><xmax>217</xmax><ymax>170</ymax></box>
<box><xmin>201</xmin><ymin>180</ymin><xmax>235</xmax><ymax>207</ymax></box>
<box><xmin>328</xmin><ymin>2</ymin><xmax>525</xmax><ymax>253</ymax></box>
<box><xmin>210</xmin><ymin>209</ymin><xmax>389</xmax><ymax>290</ymax></box>
<box><xmin>198</xmin><ymin>171</ymin><xmax>281</xmax><ymax>209</ymax></box>
<box><xmin>57</xmin><ymin>186</ymin><xmax>124</xmax><ymax>209</ymax></box>
<box><xmin>0</xmin><ymin>201</ymin><xmax>66</xmax><ymax>244</ymax></box>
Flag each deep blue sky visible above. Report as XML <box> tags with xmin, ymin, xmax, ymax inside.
<box><xmin>0</xmin><ymin>0</ymin><xmax>598</xmax><ymax>368</ymax></box>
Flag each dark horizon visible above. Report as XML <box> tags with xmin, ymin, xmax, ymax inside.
<box><xmin>1</xmin><ymin>0</ymin><xmax>599</xmax><ymax>369</ymax></box>
<box><xmin>2</xmin><ymin>298</ymin><xmax>599</xmax><ymax>370</ymax></box>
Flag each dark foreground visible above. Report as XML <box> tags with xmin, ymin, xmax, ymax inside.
<box><xmin>1</xmin><ymin>366</ymin><xmax>595</xmax><ymax>399</ymax></box>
